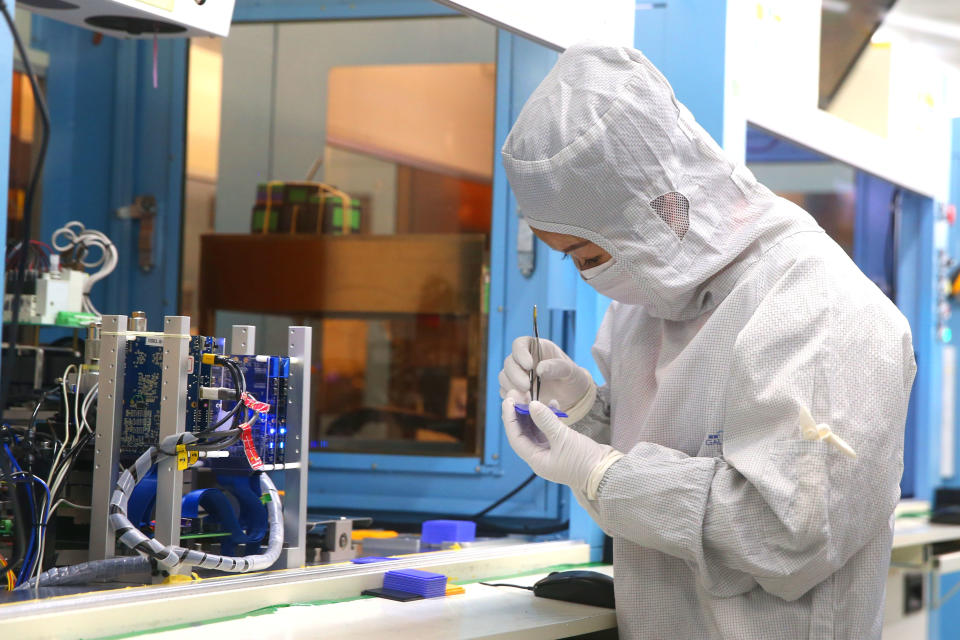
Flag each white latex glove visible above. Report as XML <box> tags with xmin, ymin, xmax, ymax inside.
<box><xmin>502</xmin><ymin>398</ymin><xmax>623</xmax><ymax>499</ymax></box>
<box><xmin>498</xmin><ymin>336</ymin><xmax>597</xmax><ymax>424</ymax></box>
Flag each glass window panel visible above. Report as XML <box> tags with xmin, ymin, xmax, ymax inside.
<box><xmin>189</xmin><ymin>17</ymin><xmax>495</xmax><ymax>457</ymax></box>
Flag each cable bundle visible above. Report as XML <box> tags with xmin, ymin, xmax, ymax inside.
<box><xmin>5</xmin><ymin>240</ymin><xmax>53</xmax><ymax>272</ymax></box>
<box><xmin>51</xmin><ymin>221</ymin><xmax>118</xmax><ymax>316</ymax></box>
<box><xmin>0</xmin><ymin>363</ymin><xmax>98</xmax><ymax>589</ymax></box>
<box><xmin>0</xmin><ymin>441</ymin><xmax>51</xmax><ymax>589</ymax></box>
<box><xmin>108</xmin><ymin>433</ymin><xmax>283</xmax><ymax>574</ymax></box>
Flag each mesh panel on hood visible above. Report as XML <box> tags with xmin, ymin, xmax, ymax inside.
<box><xmin>501</xmin><ymin>43</ymin><xmax>819</xmax><ymax>320</ymax></box>
<box><xmin>651</xmin><ymin>192</ymin><xmax>690</xmax><ymax>240</ymax></box>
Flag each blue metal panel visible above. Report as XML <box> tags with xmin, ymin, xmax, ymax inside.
<box><xmin>934</xmin><ymin>573</ymin><xmax>960</xmax><ymax>640</ymax></box>
<box><xmin>746</xmin><ymin>127</ymin><xmax>829</xmax><ymax>164</ymax></box>
<box><xmin>232</xmin><ymin>0</ymin><xmax>457</xmax><ymax>22</ymax></box>
<box><xmin>119</xmin><ymin>39</ymin><xmax>188</xmax><ymax>319</ymax></box>
<box><xmin>896</xmin><ymin>191</ymin><xmax>940</xmax><ymax>501</ymax></box>
<box><xmin>33</xmin><ymin>19</ymin><xmax>117</xmax><ymax>315</ymax></box>
<box><xmin>31</xmin><ymin>18</ymin><xmax>186</xmax><ymax>322</ymax></box>
<box><xmin>852</xmin><ymin>172</ymin><xmax>898</xmax><ymax>297</ymax></box>
<box><xmin>634</xmin><ymin>1</ymin><xmax>727</xmax><ymax>146</ymax></box>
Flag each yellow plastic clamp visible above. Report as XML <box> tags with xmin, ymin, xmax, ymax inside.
<box><xmin>176</xmin><ymin>445</ymin><xmax>198</xmax><ymax>470</ymax></box>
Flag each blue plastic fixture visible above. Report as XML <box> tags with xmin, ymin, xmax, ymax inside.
<box><xmin>421</xmin><ymin>519</ymin><xmax>476</xmax><ymax>544</ymax></box>
<box><xmin>382</xmin><ymin>568</ymin><xmax>447</xmax><ymax>598</ymax></box>
<box><xmin>351</xmin><ymin>556</ymin><xmax>398</xmax><ymax>564</ymax></box>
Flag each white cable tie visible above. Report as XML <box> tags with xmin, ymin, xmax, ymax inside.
<box><xmin>798</xmin><ymin>406</ymin><xmax>857</xmax><ymax>458</ymax></box>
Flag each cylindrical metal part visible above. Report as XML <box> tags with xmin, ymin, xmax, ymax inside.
<box><xmin>128</xmin><ymin>311</ymin><xmax>147</xmax><ymax>332</ymax></box>
<box><xmin>85</xmin><ymin>321</ymin><xmax>102</xmax><ymax>367</ymax></box>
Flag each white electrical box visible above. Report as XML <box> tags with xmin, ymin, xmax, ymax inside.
<box><xmin>19</xmin><ymin>0</ymin><xmax>235</xmax><ymax>39</ymax></box>
<box><xmin>3</xmin><ymin>270</ymin><xmax>90</xmax><ymax>325</ymax></box>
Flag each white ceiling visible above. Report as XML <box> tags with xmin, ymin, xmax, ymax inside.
<box><xmin>890</xmin><ymin>0</ymin><xmax>960</xmax><ymax>24</ymax></box>
<box><xmin>882</xmin><ymin>0</ymin><xmax>960</xmax><ymax>65</ymax></box>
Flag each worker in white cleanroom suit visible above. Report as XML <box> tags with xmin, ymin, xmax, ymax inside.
<box><xmin>498</xmin><ymin>44</ymin><xmax>916</xmax><ymax>639</ymax></box>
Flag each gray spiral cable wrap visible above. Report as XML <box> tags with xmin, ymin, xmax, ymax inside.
<box><xmin>17</xmin><ymin>556</ymin><xmax>152</xmax><ymax>590</ymax></box>
<box><xmin>109</xmin><ymin>433</ymin><xmax>284</xmax><ymax>573</ymax></box>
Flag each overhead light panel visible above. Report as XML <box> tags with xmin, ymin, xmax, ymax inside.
<box><xmin>18</xmin><ymin>0</ymin><xmax>235</xmax><ymax>39</ymax></box>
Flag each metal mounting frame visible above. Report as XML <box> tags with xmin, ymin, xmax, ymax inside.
<box><xmin>154</xmin><ymin>316</ymin><xmax>191</xmax><ymax>573</ymax></box>
<box><xmin>89</xmin><ymin>315</ymin><xmax>128</xmax><ymax>561</ymax></box>
<box><xmin>279</xmin><ymin>326</ymin><xmax>311</xmax><ymax>569</ymax></box>
<box><xmin>231</xmin><ymin>324</ymin><xmax>311</xmax><ymax>569</ymax></box>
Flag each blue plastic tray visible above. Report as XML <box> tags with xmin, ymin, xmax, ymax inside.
<box><xmin>514</xmin><ymin>404</ymin><xmax>568</xmax><ymax>418</ymax></box>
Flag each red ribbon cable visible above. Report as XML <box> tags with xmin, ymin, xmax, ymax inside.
<box><xmin>240</xmin><ymin>422</ymin><xmax>263</xmax><ymax>470</ymax></box>
<box><xmin>242</xmin><ymin>392</ymin><xmax>271</xmax><ymax>414</ymax></box>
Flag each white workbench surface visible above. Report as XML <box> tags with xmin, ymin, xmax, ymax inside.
<box><xmin>99</xmin><ymin>522</ymin><xmax>960</xmax><ymax>640</ymax></box>
<box><xmin>892</xmin><ymin>521</ymin><xmax>960</xmax><ymax>549</ymax></box>
<box><xmin>128</xmin><ymin>566</ymin><xmax>617</xmax><ymax>640</ymax></box>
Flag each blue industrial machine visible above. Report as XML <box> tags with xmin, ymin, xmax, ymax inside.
<box><xmin>4</xmin><ymin>0</ymin><xmax>955</xmax><ymax>619</ymax></box>
<box><xmin>0</xmin><ymin>2</ymin><xmax>958</xmax><ymax>639</ymax></box>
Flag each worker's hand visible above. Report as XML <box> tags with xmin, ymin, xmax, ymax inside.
<box><xmin>502</xmin><ymin>398</ymin><xmax>622</xmax><ymax>499</ymax></box>
<box><xmin>498</xmin><ymin>337</ymin><xmax>596</xmax><ymax>424</ymax></box>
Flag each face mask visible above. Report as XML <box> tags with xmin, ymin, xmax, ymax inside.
<box><xmin>580</xmin><ymin>260</ymin><xmax>614</xmax><ymax>281</ymax></box>
<box><xmin>583</xmin><ymin>261</ymin><xmax>645</xmax><ymax>304</ymax></box>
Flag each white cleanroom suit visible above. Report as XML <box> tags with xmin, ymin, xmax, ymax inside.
<box><xmin>499</xmin><ymin>44</ymin><xmax>916</xmax><ymax>639</ymax></box>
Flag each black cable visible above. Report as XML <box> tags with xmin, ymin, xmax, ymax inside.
<box><xmin>479</xmin><ymin>582</ymin><xmax>533</xmax><ymax>590</ymax></box>
<box><xmin>191</xmin><ymin>431</ymin><xmax>240</xmax><ymax>452</ymax></box>
<box><xmin>5</xmin><ymin>425</ymin><xmax>57</xmax><ymax>444</ymax></box>
<box><xmin>56</xmin><ymin>431</ymin><xmax>92</xmax><ymax>470</ymax></box>
<box><xmin>43</xmin><ymin>387</ymin><xmax>94</xmax><ymax>498</ymax></box>
<box><xmin>0</xmin><ymin>3</ymin><xmax>51</xmax><ymax>420</ymax></box>
<box><xmin>363</xmin><ymin>512</ymin><xmax>571</xmax><ymax>537</ymax></box>
<box><xmin>28</xmin><ymin>386</ymin><xmax>62</xmax><ymax>451</ymax></box>
<box><xmin>474</xmin><ymin>473</ymin><xmax>537</xmax><ymax>518</ymax></box>
<box><xmin>201</xmin><ymin>358</ymin><xmax>245</xmax><ymax>433</ymax></box>
<box><xmin>48</xmin><ymin>431</ymin><xmax>92</xmax><ymax>506</ymax></box>
<box><xmin>478</xmin><ymin>519</ymin><xmax>571</xmax><ymax>536</ymax></box>
<box><xmin>29</xmin><ymin>386</ymin><xmax>60</xmax><ymax>429</ymax></box>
